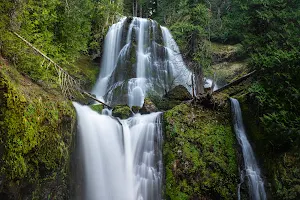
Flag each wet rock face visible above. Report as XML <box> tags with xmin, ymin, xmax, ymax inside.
<box><xmin>210</xmin><ymin>43</ymin><xmax>243</xmax><ymax>64</ymax></box>
<box><xmin>140</xmin><ymin>98</ymin><xmax>158</xmax><ymax>114</ymax></box>
<box><xmin>148</xmin><ymin>85</ymin><xmax>192</xmax><ymax>111</ymax></box>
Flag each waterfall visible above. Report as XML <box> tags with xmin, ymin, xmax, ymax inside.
<box><xmin>230</xmin><ymin>98</ymin><xmax>267</xmax><ymax>200</ymax></box>
<box><xmin>91</xmin><ymin>17</ymin><xmax>191</xmax><ymax>107</ymax></box>
<box><xmin>73</xmin><ymin>17</ymin><xmax>189</xmax><ymax>200</ymax></box>
<box><xmin>92</xmin><ymin>17</ymin><xmax>127</xmax><ymax>101</ymax></box>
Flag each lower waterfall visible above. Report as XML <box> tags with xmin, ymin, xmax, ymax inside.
<box><xmin>230</xmin><ymin>98</ymin><xmax>267</xmax><ymax>200</ymax></box>
<box><xmin>74</xmin><ymin>103</ymin><xmax>163</xmax><ymax>200</ymax></box>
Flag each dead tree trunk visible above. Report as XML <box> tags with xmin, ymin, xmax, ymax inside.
<box><xmin>194</xmin><ymin>65</ymin><xmax>204</xmax><ymax>95</ymax></box>
<box><xmin>191</xmin><ymin>73</ymin><xmax>195</xmax><ymax>99</ymax></box>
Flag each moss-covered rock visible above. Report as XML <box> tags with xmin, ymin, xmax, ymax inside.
<box><xmin>89</xmin><ymin>104</ymin><xmax>103</xmax><ymax>114</ymax></box>
<box><xmin>150</xmin><ymin>85</ymin><xmax>192</xmax><ymax>111</ymax></box>
<box><xmin>140</xmin><ymin>98</ymin><xmax>158</xmax><ymax>114</ymax></box>
<box><xmin>164</xmin><ymin>85</ymin><xmax>192</xmax><ymax>101</ymax></box>
<box><xmin>131</xmin><ymin>106</ymin><xmax>141</xmax><ymax>114</ymax></box>
<box><xmin>163</xmin><ymin>103</ymin><xmax>238</xmax><ymax>199</ymax></box>
<box><xmin>112</xmin><ymin>105</ymin><xmax>132</xmax><ymax>119</ymax></box>
<box><xmin>209</xmin><ymin>61</ymin><xmax>248</xmax><ymax>85</ymax></box>
<box><xmin>0</xmin><ymin>64</ymin><xmax>76</xmax><ymax>199</ymax></box>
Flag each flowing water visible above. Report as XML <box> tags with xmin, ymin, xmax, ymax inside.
<box><xmin>230</xmin><ymin>98</ymin><xmax>267</xmax><ymax>200</ymax></box>
<box><xmin>92</xmin><ymin>17</ymin><xmax>191</xmax><ymax>107</ymax></box>
<box><xmin>74</xmin><ymin>17</ymin><xmax>189</xmax><ymax>200</ymax></box>
<box><xmin>74</xmin><ymin>104</ymin><xmax>163</xmax><ymax>200</ymax></box>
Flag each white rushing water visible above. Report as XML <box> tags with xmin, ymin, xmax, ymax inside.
<box><xmin>74</xmin><ymin>17</ymin><xmax>190</xmax><ymax>200</ymax></box>
<box><xmin>230</xmin><ymin>98</ymin><xmax>267</xmax><ymax>200</ymax></box>
<box><xmin>92</xmin><ymin>17</ymin><xmax>126</xmax><ymax>99</ymax></box>
<box><xmin>204</xmin><ymin>78</ymin><xmax>219</xmax><ymax>91</ymax></box>
<box><xmin>92</xmin><ymin>17</ymin><xmax>191</xmax><ymax>107</ymax></box>
<box><xmin>74</xmin><ymin>103</ymin><xmax>163</xmax><ymax>200</ymax></box>
<box><xmin>161</xmin><ymin>26</ymin><xmax>192</xmax><ymax>90</ymax></box>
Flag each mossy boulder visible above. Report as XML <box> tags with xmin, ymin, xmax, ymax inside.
<box><xmin>0</xmin><ymin>64</ymin><xmax>76</xmax><ymax>199</ymax></box>
<box><xmin>131</xmin><ymin>106</ymin><xmax>141</xmax><ymax>114</ymax></box>
<box><xmin>151</xmin><ymin>85</ymin><xmax>192</xmax><ymax>111</ymax></box>
<box><xmin>140</xmin><ymin>98</ymin><xmax>158</xmax><ymax>114</ymax></box>
<box><xmin>112</xmin><ymin>105</ymin><xmax>131</xmax><ymax>119</ymax></box>
<box><xmin>164</xmin><ymin>85</ymin><xmax>192</xmax><ymax>101</ymax></box>
<box><xmin>89</xmin><ymin>104</ymin><xmax>103</xmax><ymax>114</ymax></box>
<box><xmin>163</xmin><ymin>103</ymin><xmax>238</xmax><ymax>199</ymax></box>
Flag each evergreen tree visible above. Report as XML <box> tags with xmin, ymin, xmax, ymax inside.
<box><xmin>234</xmin><ymin>0</ymin><xmax>300</xmax><ymax>151</ymax></box>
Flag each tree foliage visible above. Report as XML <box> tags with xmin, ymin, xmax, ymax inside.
<box><xmin>0</xmin><ymin>0</ymin><xmax>122</xmax><ymax>86</ymax></box>
<box><xmin>234</xmin><ymin>0</ymin><xmax>300</xmax><ymax>151</ymax></box>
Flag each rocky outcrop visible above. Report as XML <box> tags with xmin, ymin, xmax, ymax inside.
<box><xmin>140</xmin><ymin>98</ymin><xmax>158</xmax><ymax>114</ymax></box>
<box><xmin>151</xmin><ymin>85</ymin><xmax>192</xmax><ymax>111</ymax></box>
<box><xmin>163</xmin><ymin>103</ymin><xmax>239</xmax><ymax>199</ymax></box>
<box><xmin>0</xmin><ymin>64</ymin><xmax>76</xmax><ymax>199</ymax></box>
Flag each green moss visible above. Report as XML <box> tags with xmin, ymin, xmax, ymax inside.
<box><xmin>163</xmin><ymin>103</ymin><xmax>238</xmax><ymax>199</ymax></box>
<box><xmin>89</xmin><ymin>104</ymin><xmax>103</xmax><ymax>114</ymax></box>
<box><xmin>0</xmin><ymin>65</ymin><xmax>75</xmax><ymax>199</ymax></box>
<box><xmin>164</xmin><ymin>85</ymin><xmax>192</xmax><ymax>101</ymax></box>
<box><xmin>112</xmin><ymin>105</ymin><xmax>132</xmax><ymax>119</ymax></box>
<box><xmin>210</xmin><ymin>42</ymin><xmax>242</xmax><ymax>54</ymax></box>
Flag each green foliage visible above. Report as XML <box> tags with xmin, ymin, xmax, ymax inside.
<box><xmin>163</xmin><ymin>104</ymin><xmax>238</xmax><ymax>199</ymax></box>
<box><xmin>154</xmin><ymin>1</ymin><xmax>211</xmax><ymax>69</ymax></box>
<box><xmin>0</xmin><ymin>0</ymin><xmax>122</xmax><ymax>91</ymax></box>
<box><xmin>236</xmin><ymin>0</ymin><xmax>300</xmax><ymax>152</ymax></box>
<box><xmin>89</xmin><ymin>0</ymin><xmax>123</xmax><ymax>57</ymax></box>
<box><xmin>239</xmin><ymin>95</ymin><xmax>300</xmax><ymax>200</ymax></box>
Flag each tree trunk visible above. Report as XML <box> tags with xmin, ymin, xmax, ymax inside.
<box><xmin>191</xmin><ymin>74</ymin><xmax>195</xmax><ymax>99</ymax></box>
<box><xmin>195</xmin><ymin>65</ymin><xmax>204</xmax><ymax>95</ymax></box>
<box><xmin>135</xmin><ymin>0</ymin><xmax>138</xmax><ymax>17</ymax></box>
<box><xmin>132</xmin><ymin>1</ymin><xmax>135</xmax><ymax>16</ymax></box>
<box><xmin>213</xmin><ymin>70</ymin><xmax>257</xmax><ymax>94</ymax></box>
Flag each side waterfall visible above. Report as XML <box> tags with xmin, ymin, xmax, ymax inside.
<box><xmin>230</xmin><ymin>98</ymin><xmax>267</xmax><ymax>200</ymax></box>
<box><xmin>74</xmin><ymin>17</ymin><xmax>189</xmax><ymax>200</ymax></box>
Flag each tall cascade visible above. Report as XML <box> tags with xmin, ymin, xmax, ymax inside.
<box><xmin>230</xmin><ymin>98</ymin><xmax>267</xmax><ymax>200</ymax></box>
<box><xmin>92</xmin><ymin>17</ymin><xmax>191</xmax><ymax>107</ymax></box>
<box><xmin>73</xmin><ymin>17</ymin><xmax>190</xmax><ymax>200</ymax></box>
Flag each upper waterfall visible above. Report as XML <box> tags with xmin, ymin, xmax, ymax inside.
<box><xmin>92</xmin><ymin>17</ymin><xmax>191</xmax><ymax>107</ymax></box>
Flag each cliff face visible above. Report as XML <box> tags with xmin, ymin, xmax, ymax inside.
<box><xmin>163</xmin><ymin>103</ymin><xmax>239</xmax><ymax>199</ymax></box>
<box><xmin>0</xmin><ymin>62</ymin><xmax>76</xmax><ymax>199</ymax></box>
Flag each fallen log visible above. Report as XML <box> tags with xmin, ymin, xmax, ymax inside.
<box><xmin>80</xmin><ymin>90</ymin><xmax>112</xmax><ymax>109</ymax></box>
<box><xmin>13</xmin><ymin>31</ymin><xmax>113</xmax><ymax>109</ymax></box>
<box><xmin>213</xmin><ymin>70</ymin><xmax>256</xmax><ymax>94</ymax></box>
